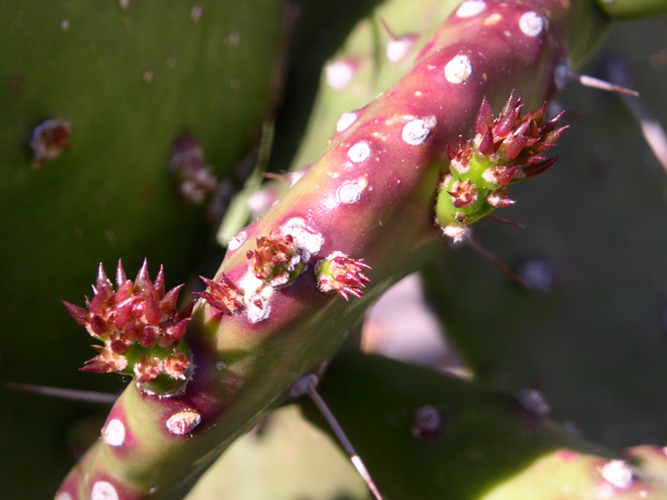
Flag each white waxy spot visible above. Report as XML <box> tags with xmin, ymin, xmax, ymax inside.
<box><xmin>326</xmin><ymin>60</ymin><xmax>355</xmax><ymax>90</ymax></box>
<box><xmin>336</xmin><ymin>177</ymin><xmax>368</xmax><ymax>204</ymax></box>
<box><xmin>238</xmin><ymin>268</ymin><xmax>275</xmax><ymax>320</ymax></box>
<box><xmin>444</xmin><ymin>55</ymin><xmax>472</xmax><ymax>84</ymax></box>
<box><xmin>239</xmin><ymin>269</ymin><xmax>265</xmax><ymax>297</ymax></box>
<box><xmin>246</xmin><ymin>293</ymin><xmax>271</xmax><ymax>323</ymax></box>
<box><xmin>60</xmin><ymin>19</ymin><xmax>70</xmax><ymax>30</ymax></box>
<box><xmin>386</xmin><ymin>37</ymin><xmax>414</xmax><ymax>63</ymax></box>
<box><xmin>143</xmin><ymin>70</ymin><xmax>154</xmax><ymax>83</ymax></box>
<box><xmin>247</xmin><ymin>190</ymin><xmax>276</xmax><ymax>218</ymax></box>
<box><xmin>519</xmin><ymin>11</ymin><xmax>544</xmax><ymax>37</ymax></box>
<box><xmin>599</xmin><ymin>460</ymin><xmax>634</xmax><ymax>489</ymax></box>
<box><xmin>190</xmin><ymin>4</ymin><xmax>202</xmax><ymax>22</ymax></box>
<box><xmin>443</xmin><ymin>224</ymin><xmax>469</xmax><ymax>243</ymax></box>
<box><xmin>91</xmin><ymin>481</ymin><xmax>119</xmax><ymax>500</ymax></box>
<box><xmin>336</xmin><ymin>112</ymin><xmax>358</xmax><ymax>132</ymax></box>
<box><xmin>103</xmin><ymin>419</ymin><xmax>126</xmax><ymax>447</ymax></box>
<box><xmin>228</xmin><ymin>230</ymin><xmax>247</xmax><ymax>251</ymax></box>
<box><xmin>456</xmin><ymin>0</ymin><xmax>486</xmax><ymax>17</ymax></box>
<box><xmin>56</xmin><ymin>493</ymin><xmax>73</xmax><ymax>500</ymax></box>
<box><xmin>402</xmin><ymin>117</ymin><xmax>436</xmax><ymax>146</ymax></box>
<box><xmin>280</xmin><ymin>218</ymin><xmax>324</xmax><ymax>261</ymax></box>
<box><xmin>347</xmin><ymin>141</ymin><xmax>371</xmax><ymax>163</ymax></box>
<box><xmin>166</xmin><ymin>410</ymin><xmax>202</xmax><ymax>435</ymax></box>
<box><xmin>118</xmin><ymin>0</ymin><xmax>130</xmax><ymax>10</ymax></box>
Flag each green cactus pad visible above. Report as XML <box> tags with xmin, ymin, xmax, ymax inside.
<box><xmin>302</xmin><ymin>352</ymin><xmax>667</xmax><ymax>500</ymax></box>
<box><xmin>422</xmin><ymin>14</ymin><xmax>667</xmax><ymax>449</ymax></box>
<box><xmin>0</xmin><ymin>1</ymin><xmax>284</xmax><ymax>498</ymax></box>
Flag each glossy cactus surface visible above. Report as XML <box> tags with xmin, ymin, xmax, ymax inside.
<box><xmin>55</xmin><ymin>1</ymin><xmax>616</xmax><ymax>499</ymax></box>
<box><xmin>301</xmin><ymin>353</ymin><xmax>667</xmax><ymax>500</ymax></box>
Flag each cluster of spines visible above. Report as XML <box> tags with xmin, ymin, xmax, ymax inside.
<box><xmin>65</xmin><ymin>248</ymin><xmax>371</xmax><ymax>387</ymax></box>
<box><xmin>169</xmin><ymin>137</ymin><xmax>218</xmax><ymax>205</ymax></box>
<box><xmin>195</xmin><ymin>240</ymin><xmax>372</xmax><ymax>319</ymax></box>
<box><xmin>30</xmin><ymin>118</ymin><xmax>71</xmax><ymax>165</ymax></box>
<box><xmin>194</xmin><ymin>274</ymin><xmax>244</xmax><ymax>316</ymax></box>
<box><xmin>246</xmin><ymin>234</ymin><xmax>306</xmax><ymax>287</ymax></box>
<box><xmin>314</xmin><ymin>252</ymin><xmax>371</xmax><ymax>301</ymax></box>
<box><xmin>436</xmin><ymin>91</ymin><xmax>567</xmax><ymax>241</ymax></box>
<box><xmin>62</xmin><ymin>259</ymin><xmax>193</xmax><ymax>388</ymax></box>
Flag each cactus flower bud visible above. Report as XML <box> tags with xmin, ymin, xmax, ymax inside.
<box><xmin>315</xmin><ymin>251</ymin><xmax>371</xmax><ymax>301</ymax></box>
<box><xmin>436</xmin><ymin>91</ymin><xmax>567</xmax><ymax>241</ymax></box>
<box><xmin>62</xmin><ymin>259</ymin><xmax>193</xmax><ymax>394</ymax></box>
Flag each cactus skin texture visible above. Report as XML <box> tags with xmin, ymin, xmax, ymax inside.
<box><xmin>185</xmin><ymin>357</ymin><xmax>667</xmax><ymax>500</ymax></box>
<box><xmin>55</xmin><ymin>2</ymin><xmax>615</xmax><ymax>499</ymax></box>
<box><xmin>421</xmin><ymin>11</ymin><xmax>667</xmax><ymax>452</ymax></box>
<box><xmin>0</xmin><ymin>2</ymin><xmax>285</xmax><ymax>498</ymax></box>
<box><xmin>299</xmin><ymin>353</ymin><xmax>667</xmax><ymax>500</ymax></box>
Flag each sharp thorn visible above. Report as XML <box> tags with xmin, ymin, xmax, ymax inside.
<box><xmin>485</xmin><ymin>213</ymin><xmax>525</xmax><ymax>229</ymax></box>
<box><xmin>603</xmin><ymin>57</ymin><xmax>667</xmax><ymax>173</ymax></box>
<box><xmin>6</xmin><ymin>383</ymin><xmax>118</xmax><ymax>405</ymax></box>
<box><xmin>466</xmin><ymin>237</ymin><xmax>530</xmax><ymax>289</ymax></box>
<box><xmin>379</xmin><ymin>17</ymin><xmax>397</xmax><ymax>39</ymax></box>
<box><xmin>262</xmin><ymin>171</ymin><xmax>291</xmax><ymax>182</ymax></box>
<box><xmin>571</xmin><ymin>72</ymin><xmax>639</xmax><ymax>97</ymax></box>
<box><xmin>293</xmin><ymin>375</ymin><xmax>385</xmax><ymax>500</ymax></box>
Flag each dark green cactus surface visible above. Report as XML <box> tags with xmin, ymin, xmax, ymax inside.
<box><xmin>423</xmin><ymin>13</ymin><xmax>667</xmax><ymax>449</ymax></box>
<box><xmin>187</xmin><ymin>353</ymin><xmax>667</xmax><ymax>499</ymax></box>
<box><xmin>0</xmin><ymin>1</ymin><xmax>284</xmax><ymax>498</ymax></box>
<box><xmin>595</xmin><ymin>0</ymin><xmax>667</xmax><ymax>18</ymax></box>
<box><xmin>304</xmin><ymin>353</ymin><xmax>667</xmax><ymax>500</ymax></box>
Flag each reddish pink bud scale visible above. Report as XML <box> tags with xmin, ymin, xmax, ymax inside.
<box><xmin>196</xmin><ymin>274</ymin><xmax>244</xmax><ymax>316</ymax></box>
<box><xmin>316</xmin><ymin>252</ymin><xmax>371</xmax><ymax>301</ymax></box>
<box><xmin>63</xmin><ymin>260</ymin><xmax>192</xmax><ymax>383</ymax></box>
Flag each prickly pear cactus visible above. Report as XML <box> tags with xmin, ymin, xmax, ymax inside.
<box><xmin>5</xmin><ymin>0</ymin><xmax>667</xmax><ymax>498</ymax></box>
<box><xmin>188</xmin><ymin>353</ymin><xmax>667</xmax><ymax>500</ymax></box>
<box><xmin>422</xmin><ymin>12</ymin><xmax>667</xmax><ymax>449</ymax></box>
<box><xmin>53</xmin><ymin>0</ymin><xmax>630</xmax><ymax>499</ymax></box>
<box><xmin>0</xmin><ymin>1</ymin><xmax>285</xmax><ymax>498</ymax></box>
<box><xmin>302</xmin><ymin>353</ymin><xmax>667</xmax><ymax>500</ymax></box>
